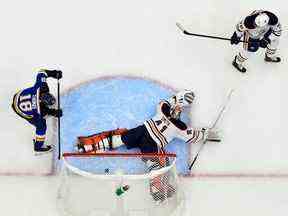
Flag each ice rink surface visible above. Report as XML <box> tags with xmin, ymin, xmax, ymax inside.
<box><xmin>0</xmin><ymin>0</ymin><xmax>287</xmax><ymax>215</ymax></box>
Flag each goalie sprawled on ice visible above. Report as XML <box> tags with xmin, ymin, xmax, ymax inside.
<box><xmin>76</xmin><ymin>90</ymin><xmax>221</xmax><ymax>201</ymax></box>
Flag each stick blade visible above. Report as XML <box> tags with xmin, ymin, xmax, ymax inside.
<box><xmin>206</xmin><ymin>138</ymin><xmax>221</xmax><ymax>142</ymax></box>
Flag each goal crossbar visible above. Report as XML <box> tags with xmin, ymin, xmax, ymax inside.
<box><xmin>63</xmin><ymin>152</ymin><xmax>177</xmax><ymax>158</ymax></box>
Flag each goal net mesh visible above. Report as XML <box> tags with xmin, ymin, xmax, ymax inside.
<box><xmin>57</xmin><ymin>152</ymin><xmax>184</xmax><ymax>216</ymax></box>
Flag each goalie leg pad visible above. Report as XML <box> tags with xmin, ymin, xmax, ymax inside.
<box><xmin>77</xmin><ymin>128</ymin><xmax>128</xmax><ymax>153</ymax></box>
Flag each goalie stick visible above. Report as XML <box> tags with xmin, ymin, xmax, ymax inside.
<box><xmin>188</xmin><ymin>89</ymin><xmax>234</xmax><ymax>170</ymax></box>
<box><xmin>176</xmin><ymin>22</ymin><xmax>246</xmax><ymax>43</ymax></box>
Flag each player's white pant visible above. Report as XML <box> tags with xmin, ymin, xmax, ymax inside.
<box><xmin>266</xmin><ymin>34</ymin><xmax>280</xmax><ymax>58</ymax></box>
<box><xmin>235</xmin><ymin>33</ymin><xmax>280</xmax><ymax>67</ymax></box>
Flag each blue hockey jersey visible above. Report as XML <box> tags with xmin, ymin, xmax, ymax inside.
<box><xmin>12</xmin><ymin>71</ymin><xmax>49</xmax><ymax>149</ymax></box>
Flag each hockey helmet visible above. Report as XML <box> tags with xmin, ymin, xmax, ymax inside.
<box><xmin>255</xmin><ymin>13</ymin><xmax>269</xmax><ymax>27</ymax></box>
<box><xmin>40</xmin><ymin>92</ymin><xmax>56</xmax><ymax>106</ymax></box>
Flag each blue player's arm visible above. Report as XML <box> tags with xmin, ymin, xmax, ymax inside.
<box><xmin>33</xmin><ymin>69</ymin><xmax>63</xmax><ymax>92</ymax></box>
<box><xmin>34</xmin><ymin>70</ymin><xmax>49</xmax><ymax>90</ymax></box>
<box><xmin>41</xmin><ymin>103</ymin><xmax>63</xmax><ymax>117</ymax></box>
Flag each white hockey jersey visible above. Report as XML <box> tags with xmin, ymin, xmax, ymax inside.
<box><xmin>235</xmin><ymin>10</ymin><xmax>281</xmax><ymax>39</ymax></box>
<box><xmin>143</xmin><ymin>100</ymin><xmax>205</xmax><ymax>149</ymax></box>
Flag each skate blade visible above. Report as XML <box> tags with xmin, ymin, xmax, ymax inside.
<box><xmin>34</xmin><ymin>148</ymin><xmax>53</xmax><ymax>156</ymax></box>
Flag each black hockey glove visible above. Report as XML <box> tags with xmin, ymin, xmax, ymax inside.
<box><xmin>40</xmin><ymin>82</ymin><xmax>50</xmax><ymax>94</ymax></box>
<box><xmin>45</xmin><ymin>70</ymin><xmax>62</xmax><ymax>79</ymax></box>
<box><xmin>230</xmin><ymin>32</ymin><xmax>241</xmax><ymax>45</ymax></box>
<box><xmin>259</xmin><ymin>38</ymin><xmax>271</xmax><ymax>48</ymax></box>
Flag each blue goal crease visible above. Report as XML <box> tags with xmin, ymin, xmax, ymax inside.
<box><xmin>57</xmin><ymin>76</ymin><xmax>191</xmax><ymax>175</ymax></box>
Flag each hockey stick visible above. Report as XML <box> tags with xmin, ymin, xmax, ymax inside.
<box><xmin>210</xmin><ymin>89</ymin><xmax>234</xmax><ymax>129</ymax></box>
<box><xmin>57</xmin><ymin>79</ymin><xmax>61</xmax><ymax>160</ymax></box>
<box><xmin>188</xmin><ymin>89</ymin><xmax>234</xmax><ymax>170</ymax></box>
<box><xmin>176</xmin><ymin>22</ymin><xmax>246</xmax><ymax>43</ymax></box>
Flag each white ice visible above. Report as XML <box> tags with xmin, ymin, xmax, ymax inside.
<box><xmin>0</xmin><ymin>0</ymin><xmax>287</xmax><ymax>215</ymax></box>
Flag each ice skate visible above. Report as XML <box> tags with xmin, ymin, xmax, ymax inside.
<box><xmin>265</xmin><ymin>54</ymin><xmax>281</xmax><ymax>63</ymax></box>
<box><xmin>232</xmin><ymin>56</ymin><xmax>247</xmax><ymax>73</ymax></box>
<box><xmin>34</xmin><ymin>145</ymin><xmax>53</xmax><ymax>155</ymax></box>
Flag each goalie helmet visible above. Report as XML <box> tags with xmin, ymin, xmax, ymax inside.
<box><xmin>169</xmin><ymin>90</ymin><xmax>195</xmax><ymax>108</ymax></box>
<box><xmin>168</xmin><ymin>90</ymin><xmax>195</xmax><ymax>119</ymax></box>
<box><xmin>255</xmin><ymin>13</ymin><xmax>269</xmax><ymax>27</ymax></box>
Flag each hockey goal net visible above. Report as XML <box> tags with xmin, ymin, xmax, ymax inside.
<box><xmin>57</xmin><ymin>152</ymin><xmax>184</xmax><ymax>216</ymax></box>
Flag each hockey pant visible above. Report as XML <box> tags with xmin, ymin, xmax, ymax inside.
<box><xmin>77</xmin><ymin>128</ymin><xmax>128</xmax><ymax>153</ymax></box>
<box><xmin>235</xmin><ymin>32</ymin><xmax>280</xmax><ymax>66</ymax></box>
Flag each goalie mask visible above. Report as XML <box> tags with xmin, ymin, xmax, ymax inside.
<box><xmin>168</xmin><ymin>90</ymin><xmax>195</xmax><ymax>119</ymax></box>
<box><xmin>40</xmin><ymin>92</ymin><xmax>56</xmax><ymax>106</ymax></box>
